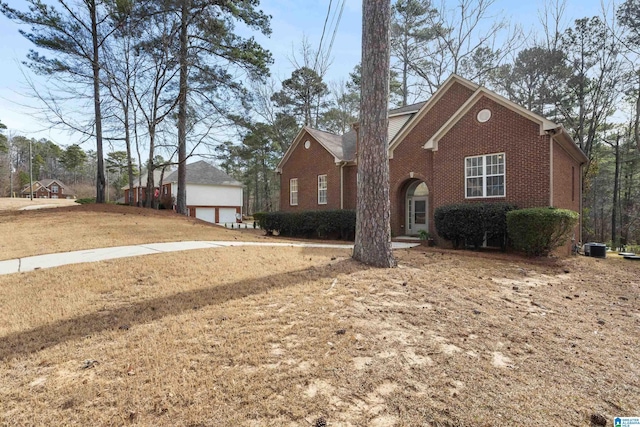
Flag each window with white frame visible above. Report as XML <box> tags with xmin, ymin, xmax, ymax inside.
<box><xmin>318</xmin><ymin>174</ymin><xmax>327</xmax><ymax>204</ymax></box>
<box><xmin>289</xmin><ymin>178</ymin><xmax>298</xmax><ymax>205</ymax></box>
<box><xmin>465</xmin><ymin>153</ymin><xmax>505</xmax><ymax>198</ymax></box>
<box><xmin>51</xmin><ymin>184</ymin><xmax>59</xmax><ymax>193</ymax></box>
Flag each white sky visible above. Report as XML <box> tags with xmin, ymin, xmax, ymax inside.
<box><xmin>0</xmin><ymin>0</ymin><xmax>605</xmax><ymax>154</ymax></box>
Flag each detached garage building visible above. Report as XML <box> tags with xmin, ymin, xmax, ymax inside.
<box><xmin>163</xmin><ymin>160</ymin><xmax>243</xmax><ymax>224</ymax></box>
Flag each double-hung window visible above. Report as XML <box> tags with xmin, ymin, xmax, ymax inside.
<box><xmin>290</xmin><ymin>178</ymin><xmax>298</xmax><ymax>206</ymax></box>
<box><xmin>51</xmin><ymin>185</ymin><xmax>59</xmax><ymax>194</ymax></box>
<box><xmin>318</xmin><ymin>174</ymin><xmax>327</xmax><ymax>204</ymax></box>
<box><xmin>465</xmin><ymin>153</ymin><xmax>505</xmax><ymax>198</ymax></box>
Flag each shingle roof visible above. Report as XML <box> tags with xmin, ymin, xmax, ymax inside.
<box><xmin>39</xmin><ymin>179</ymin><xmax>67</xmax><ymax>189</ymax></box>
<box><xmin>21</xmin><ymin>179</ymin><xmax>67</xmax><ymax>193</ymax></box>
<box><xmin>164</xmin><ymin>160</ymin><xmax>242</xmax><ymax>187</ymax></box>
<box><xmin>389</xmin><ymin>101</ymin><xmax>426</xmax><ymax>115</ymax></box>
<box><xmin>304</xmin><ymin>127</ymin><xmax>358</xmax><ymax>163</ymax></box>
<box><xmin>305</xmin><ymin>127</ymin><xmax>345</xmax><ymax>160</ymax></box>
<box><xmin>122</xmin><ymin>169</ymin><xmax>165</xmax><ymax>190</ymax></box>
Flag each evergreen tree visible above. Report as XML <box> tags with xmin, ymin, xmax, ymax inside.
<box><xmin>272</xmin><ymin>67</ymin><xmax>329</xmax><ymax>127</ymax></box>
<box><xmin>391</xmin><ymin>0</ymin><xmax>438</xmax><ymax>105</ymax></box>
<box><xmin>1</xmin><ymin>0</ymin><xmax>125</xmax><ymax>203</ymax></box>
<box><xmin>172</xmin><ymin>0</ymin><xmax>272</xmax><ymax>215</ymax></box>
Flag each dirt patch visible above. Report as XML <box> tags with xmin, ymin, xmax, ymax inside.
<box><xmin>0</xmin><ymin>243</ymin><xmax>638</xmax><ymax>425</ymax></box>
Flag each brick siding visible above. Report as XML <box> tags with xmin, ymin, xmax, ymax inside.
<box><xmin>279</xmin><ymin>134</ymin><xmax>342</xmax><ymax>211</ymax></box>
<box><xmin>278</xmin><ymin>79</ymin><xmax>584</xmax><ymax>255</ymax></box>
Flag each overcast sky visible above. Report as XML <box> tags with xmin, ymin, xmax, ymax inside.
<box><xmin>0</xmin><ymin>0</ymin><xmax>604</xmax><ymax>153</ymax></box>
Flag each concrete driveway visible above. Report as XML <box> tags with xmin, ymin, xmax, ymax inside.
<box><xmin>0</xmin><ymin>241</ymin><xmax>419</xmax><ymax>275</ymax></box>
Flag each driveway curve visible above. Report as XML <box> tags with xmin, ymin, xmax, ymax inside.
<box><xmin>0</xmin><ymin>241</ymin><xmax>419</xmax><ymax>275</ymax></box>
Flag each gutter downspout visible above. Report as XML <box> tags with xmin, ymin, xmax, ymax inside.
<box><xmin>339</xmin><ymin>161</ymin><xmax>347</xmax><ymax>209</ymax></box>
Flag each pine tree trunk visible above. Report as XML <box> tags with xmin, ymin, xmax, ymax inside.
<box><xmin>90</xmin><ymin>0</ymin><xmax>105</xmax><ymax>203</ymax></box>
<box><xmin>353</xmin><ymin>0</ymin><xmax>396</xmax><ymax>268</ymax></box>
<box><xmin>124</xmin><ymin>100</ymin><xmax>134</xmax><ymax>206</ymax></box>
<box><xmin>611</xmin><ymin>134</ymin><xmax>620</xmax><ymax>249</ymax></box>
<box><xmin>176</xmin><ymin>0</ymin><xmax>190</xmax><ymax>215</ymax></box>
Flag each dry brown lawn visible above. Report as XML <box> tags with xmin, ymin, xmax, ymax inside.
<box><xmin>1</xmin><ymin>217</ymin><xmax>639</xmax><ymax>427</ymax></box>
<box><xmin>0</xmin><ymin>197</ymin><xmax>79</xmax><ymax>211</ymax></box>
<box><xmin>0</xmin><ymin>203</ymin><xmax>266</xmax><ymax>260</ymax></box>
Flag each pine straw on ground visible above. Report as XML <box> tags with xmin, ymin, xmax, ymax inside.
<box><xmin>0</xmin><ymin>203</ymin><xmax>266</xmax><ymax>260</ymax></box>
<box><xmin>0</xmin><ymin>245</ymin><xmax>638</xmax><ymax>426</ymax></box>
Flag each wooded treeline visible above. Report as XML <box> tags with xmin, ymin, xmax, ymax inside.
<box><xmin>0</xmin><ymin>132</ymin><xmax>139</xmax><ymax>201</ymax></box>
<box><xmin>1</xmin><ymin>0</ymin><xmax>272</xmax><ymax>210</ymax></box>
<box><xmin>2</xmin><ymin>0</ymin><xmax>639</xmax><ymax>246</ymax></box>
<box><xmin>219</xmin><ymin>0</ymin><xmax>640</xmax><ymax>248</ymax></box>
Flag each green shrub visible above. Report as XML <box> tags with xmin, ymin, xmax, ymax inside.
<box><xmin>254</xmin><ymin>210</ymin><xmax>356</xmax><ymax>240</ymax></box>
<box><xmin>159</xmin><ymin>194</ymin><xmax>174</xmax><ymax>210</ymax></box>
<box><xmin>506</xmin><ymin>207</ymin><xmax>579</xmax><ymax>256</ymax></box>
<box><xmin>75</xmin><ymin>197</ymin><xmax>95</xmax><ymax>204</ymax></box>
<box><xmin>434</xmin><ymin>202</ymin><xmax>516</xmax><ymax>249</ymax></box>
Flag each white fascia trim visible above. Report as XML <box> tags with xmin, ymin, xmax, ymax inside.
<box><xmin>389</xmin><ymin>74</ymin><xmax>479</xmax><ymax>158</ymax></box>
<box><xmin>424</xmin><ymin>87</ymin><xmax>557</xmax><ymax>152</ymax></box>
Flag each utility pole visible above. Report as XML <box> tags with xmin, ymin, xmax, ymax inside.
<box><xmin>29</xmin><ymin>137</ymin><xmax>33</xmax><ymax>201</ymax></box>
<box><xmin>7</xmin><ymin>132</ymin><xmax>12</xmax><ymax>198</ymax></box>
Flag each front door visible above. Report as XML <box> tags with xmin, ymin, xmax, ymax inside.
<box><xmin>406</xmin><ymin>181</ymin><xmax>429</xmax><ymax>235</ymax></box>
<box><xmin>409</xmin><ymin>196</ymin><xmax>428</xmax><ymax>234</ymax></box>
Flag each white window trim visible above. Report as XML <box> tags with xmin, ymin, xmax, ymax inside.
<box><xmin>318</xmin><ymin>174</ymin><xmax>327</xmax><ymax>205</ymax></box>
<box><xmin>51</xmin><ymin>185</ymin><xmax>59</xmax><ymax>193</ymax></box>
<box><xmin>289</xmin><ymin>178</ymin><xmax>298</xmax><ymax>206</ymax></box>
<box><xmin>464</xmin><ymin>152</ymin><xmax>506</xmax><ymax>199</ymax></box>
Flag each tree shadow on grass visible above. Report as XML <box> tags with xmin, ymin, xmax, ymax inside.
<box><xmin>0</xmin><ymin>259</ymin><xmax>361</xmax><ymax>361</ymax></box>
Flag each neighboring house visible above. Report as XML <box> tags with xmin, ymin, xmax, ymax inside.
<box><xmin>163</xmin><ymin>160</ymin><xmax>243</xmax><ymax>224</ymax></box>
<box><xmin>123</xmin><ymin>169</ymin><xmax>165</xmax><ymax>205</ymax></box>
<box><xmin>277</xmin><ymin>74</ymin><xmax>588</xmax><ymax>248</ymax></box>
<box><xmin>21</xmin><ymin>179</ymin><xmax>73</xmax><ymax>199</ymax></box>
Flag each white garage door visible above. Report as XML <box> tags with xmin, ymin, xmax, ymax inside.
<box><xmin>218</xmin><ymin>208</ymin><xmax>237</xmax><ymax>223</ymax></box>
<box><xmin>195</xmin><ymin>208</ymin><xmax>215</xmax><ymax>224</ymax></box>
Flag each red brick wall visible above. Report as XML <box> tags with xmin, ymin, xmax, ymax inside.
<box><xmin>342</xmin><ymin>165</ymin><xmax>358</xmax><ymax>210</ymax></box>
<box><xmin>279</xmin><ymin>134</ymin><xmax>341</xmax><ymax>211</ymax></box>
<box><xmin>389</xmin><ymin>81</ymin><xmax>475</xmax><ymax>235</ymax></box>
<box><xmin>552</xmin><ymin>140</ymin><xmax>583</xmax><ymax>253</ymax></box>
<box><xmin>552</xmin><ymin>141</ymin><xmax>580</xmax><ymax>212</ymax></box>
<box><xmin>277</xmin><ymin>81</ymin><xmax>581</xmax><ymax>254</ymax></box>
<box><xmin>433</xmin><ymin>96</ymin><xmax>551</xmax><ymax>216</ymax></box>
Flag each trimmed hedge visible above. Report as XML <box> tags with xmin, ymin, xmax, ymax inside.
<box><xmin>75</xmin><ymin>197</ymin><xmax>95</xmax><ymax>204</ymax></box>
<box><xmin>506</xmin><ymin>207</ymin><xmax>579</xmax><ymax>256</ymax></box>
<box><xmin>434</xmin><ymin>202</ymin><xmax>516</xmax><ymax>249</ymax></box>
<box><xmin>254</xmin><ymin>210</ymin><xmax>356</xmax><ymax>240</ymax></box>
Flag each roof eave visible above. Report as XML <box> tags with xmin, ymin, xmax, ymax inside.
<box><xmin>277</xmin><ymin>127</ymin><xmax>309</xmax><ymax>171</ymax></box>
<box><xmin>548</xmin><ymin>125</ymin><xmax>589</xmax><ymax>164</ymax></box>
<box><xmin>389</xmin><ymin>74</ymin><xmax>479</xmax><ymax>155</ymax></box>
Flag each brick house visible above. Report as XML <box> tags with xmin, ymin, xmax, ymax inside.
<box><xmin>21</xmin><ymin>179</ymin><xmax>73</xmax><ymax>199</ymax></box>
<box><xmin>124</xmin><ymin>161</ymin><xmax>243</xmax><ymax>224</ymax></box>
<box><xmin>123</xmin><ymin>169</ymin><xmax>164</xmax><ymax>206</ymax></box>
<box><xmin>276</xmin><ymin>74</ymin><xmax>588</xmax><ymax>247</ymax></box>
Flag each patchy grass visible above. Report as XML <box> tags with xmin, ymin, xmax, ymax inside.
<box><xmin>1</xmin><ymin>242</ymin><xmax>638</xmax><ymax>426</ymax></box>
<box><xmin>0</xmin><ymin>203</ymin><xmax>266</xmax><ymax>260</ymax></box>
<box><xmin>0</xmin><ymin>197</ymin><xmax>79</xmax><ymax>211</ymax></box>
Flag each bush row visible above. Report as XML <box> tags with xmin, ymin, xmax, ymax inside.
<box><xmin>434</xmin><ymin>202</ymin><xmax>516</xmax><ymax>250</ymax></box>
<box><xmin>254</xmin><ymin>210</ymin><xmax>356</xmax><ymax>240</ymax></box>
<box><xmin>506</xmin><ymin>207</ymin><xmax>579</xmax><ymax>256</ymax></box>
<box><xmin>75</xmin><ymin>197</ymin><xmax>96</xmax><ymax>204</ymax></box>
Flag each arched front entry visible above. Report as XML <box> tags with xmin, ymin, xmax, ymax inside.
<box><xmin>406</xmin><ymin>181</ymin><xmax>429</xmax><ymax>235</ymax></box>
